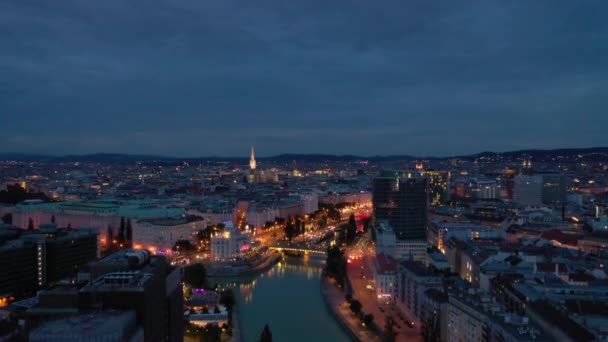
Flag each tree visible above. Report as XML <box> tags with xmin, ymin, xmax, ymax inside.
<box><xmin>346</xmin><ymin>214</ymin><xmax>357</xmax><ymax>244</ymax></box>
<box><xmin>174</xmin><ymin>240</ymin><xmax>196</xmax><ymax>252</ymax></box>
<box><xmin>421</xmin><ymin>312</ymin><xmax>441</xmax><ymax>342</ymax></box>
<box><xmin>107</xmin><ymin>225</ymin><xmax>114</xmax><ymax>244</ymax></box>
<box><xmin>117</xmin><ymin>217</ymin><xmax>126</xmax><ymax>243</ymax></box>
<box><xmin>362</xmin><ymin>218</ymin><xmax>371</xmax><ymax>232</ymax></box>
<box><xmin>183</xmin><ymin>264</ymin><xmax>207</xmax><ymax>289</ymax></box>
<box><xmin>220</xmin><ymin>289</ymin><xmax>236</xmax><ymax>324</ymax></box>
<box><xmin>259</xmin><ymin>324</ymin><xmax>273</xmax><ymax>342</ymax></box>
<box><xmin>382</xmin><ymin>316</ymin><xmax>397</xmax><ymax>342</ymax></box>
<box><xmin>363</xmin><ymin>313</ymin><xmax>374</xmax><ymax>327</ymax></box>
<box><xmin>350</xmin><ymin>300</ymin><xmax>362</xmax><ymax>316</ymax></box>
<box><xmin>295</xmin><ymin>216</ymin><xmax>303</xmax><ymax>236</ymax></box>
<box><xmin>0</xmin><ymin>183</ymin><xmax>50</xmax><ymax>205</ymax></box>
<box><xmin>1</xmin><ymin>213</ymin><xmax>12</xmax><ymax>225</ymax></box>
<box><xmin>126</xmin><ymin>219</ymin><xmax>133</xmax><ymax>246</ymax></box>
<box><xmin>325</xmin><ymin>245</ymin><xmax>347</xmax><ymax>287</ymax></box>
<box><xmin>319</xmin><ymin>216</ymin><xmax>327</xmax><ymax>229</ymax></box>
<box><xmin>27</xmin><ymin>218</ymin><xmax>34</xmax><ymax>230</ymax></box>
<box><xmin>284</xmin><ymin>216</ymin><xmax>295</xmax><ymax>241</ymax></box>
<box><xmin>200</xmin><ymin>323</ymin><xmax>221</xmax><ymax>342</ymax></box>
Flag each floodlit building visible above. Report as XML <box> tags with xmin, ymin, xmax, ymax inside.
<box><xmin>374</xmin><ymin>252</ymin><xmax>397</xmax><ymax>300</ymax></box>
<box><xmin>210</xmin><ymin>221</ymin><xmax>251</xmax><ymax>260</ymax></box>
<box><xmin>0</xmin><ymin>225</ymin><xmax>98</xmax><ymax>299</ymax></box>
<box><xmin>132</xmin><ymin>215</ymin><xmax>205</xmax><ymax>252</ymax></box>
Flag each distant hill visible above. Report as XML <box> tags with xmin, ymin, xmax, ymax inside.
<box><xmin>1</xmin><ymin>147</ymin><xmax>607</xmax><ymax>163</ymax></box>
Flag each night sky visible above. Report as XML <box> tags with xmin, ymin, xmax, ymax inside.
<box><xmin>2</xmin><ymin>1</ymin><xmax>607</xmax><ymax>157</ymax></box>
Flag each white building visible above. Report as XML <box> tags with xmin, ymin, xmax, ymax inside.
<box><xmin>376</xmin><ymin>220</ymin><xmax>427</xmax><ymax>262</ymax></box>
<box><xmin>210</xmin><ymin>221</ymin><xmax>251</xmax><ymax>260</ymax></box>
<box><xmin>245</xmin><ymin>207</ymin><xmax>280</xmax><ymax>228</ymax></box>
<box><xmin>395</xmin><ymin>240</ymin><xmax>428</xmax><ymax>263</ymax></box>
<box><xmin>376</xmin><ymin>221</ymin><xmax>397</xmax><ymax>257</ymax></box>
<box><xmin>397</xmin><ymin>260</ymin><xmax>442</xmax><ymax>321</ymax></box>
<box><xmin>300</xmin><ymin>192</ymin><xmax>319</xmax><ymax>214</ymax></box>
<box><xmin>13</xmin><ymin>200</ymin><xmax>186</xmax><ymax>251</ymax></box>
<box><xmin>133</xmin><ymin>216</ymin><xmax>205</xmax><ymax>253</ymax></box>
<box><xmin>374</xmin><ymin>252</ymin><xmax>397</xmax><ymax>301</ymax></box>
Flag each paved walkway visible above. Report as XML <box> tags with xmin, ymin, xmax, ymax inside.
<box><xmin>321</xmin><ymin>276</ymin><xmax>381</xmax><ymax>342</ymax></box>
<box><xmin>230</xmin><ymin>306</ymin><xmax>244</xmax><ymax>342</ymax></box>
<box><xmin>347</xmin><ymin>255</ymin><xmax>422</xmax><ymax>342</ymax></box>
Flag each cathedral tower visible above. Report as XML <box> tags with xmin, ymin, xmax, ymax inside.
<box><xmin>249</xmin><ymin>145</ymin><xmax>257</xmax><ymax>170</ymax></box>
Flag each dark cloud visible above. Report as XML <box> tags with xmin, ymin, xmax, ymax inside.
<box><xmin>1</xmin><ymin>0</ymin><xmax>607</xmax><ymax>157</ymax></box>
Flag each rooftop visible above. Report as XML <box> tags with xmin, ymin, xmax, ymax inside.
<box><xmin>375</xmin><ymin>252</ymin><xmax>397</xmax><ymax>274</ymax></box>
<box><xmin>29</xmin><ymin>310</ymin><xmax>137</xmax><ymax>340</ymax></box>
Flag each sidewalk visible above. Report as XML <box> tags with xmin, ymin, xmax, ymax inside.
<box><xmin>230</xmin><ymin>306</ymin><xmax>244</xmax><ymax>342</ymax></box>
<box><xmin>320</xmin><ymin>276</ymin><xmax>381</xmax><ymax>342</ymax></box>
<box><xmin>348</xmin><ymin>255</ymin><xmax>422</xmax><ymax>342</ymax></box>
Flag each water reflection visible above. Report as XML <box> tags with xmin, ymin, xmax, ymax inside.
<box><xmin>222</xmin><ymin>257</ymin><xmax>325</xmax><ymax>304</ymax></box>
<box><xmin>221</xmin><ymin>257</ymin><xmax>350</xmax><ymax>342</ymax></box>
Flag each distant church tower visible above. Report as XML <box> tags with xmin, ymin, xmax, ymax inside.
<box><xmin>249</xmin><ymin>145</ymin><xmax>257</xmax><ymax>170</ymax></box>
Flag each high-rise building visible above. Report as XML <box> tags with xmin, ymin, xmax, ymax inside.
<box><xmin>373</xmin><ymin>171</ymin><xmax>428</xmax><ymax>241</ymax></box>
<box><xmin>420</xmin><ymin>170</ymin><xmax>450</xmax><ymax>206</ymax></box>
<box><xmin>22</xmin><ymin>249</ymin><xmax>182</xmax><ymax>341</ymax></box>
<box><xmin>514</xmin><ymin>175</ymin><xmax>543</xmax><ymax>205</ymax></box>
<box><xmin>0</xmin><ymin>225</ymin><xmax>98</xmax><ymax>300</ymax></box>
<box><xmin>79</xmin><ymin>249</ymin><xmax>183</xmax><ymax>341</ymax></box>
<box><xmin>514</xmin><ymin>174</ymin><xmax>567</xmax><ymax>206</ymax></box>
<box><xmin>541</xmin><ymin>174</ymin><xmax>567</xmax><ymax>205</ymax></box>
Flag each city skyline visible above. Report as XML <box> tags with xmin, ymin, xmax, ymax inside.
<box><xmin>1</xmin><ymin>145</ymin><xmax>608</xmax><ymax>160</ymax></box>
<box><xmin>3</xmin><ymin>1</ymin><xmax>608</xmax><ymax>156</ymax></box>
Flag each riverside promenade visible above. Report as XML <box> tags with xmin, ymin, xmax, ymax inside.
<box><xmin>320</xmin><ymin>276</ymin><xmax>381</xmax><ymax>342</ymax></box>
<box><xmin>230</xmin><ymin>306</ymin><xmax>244</xmax><ymax>342</ymax></box>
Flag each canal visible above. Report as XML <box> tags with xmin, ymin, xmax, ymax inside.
<box><xmin>220</xmin><ymin>256</ymin><xmax>351</xmax><ymax>342</ymax></box>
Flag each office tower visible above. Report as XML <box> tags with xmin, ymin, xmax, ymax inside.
<box><xmin>0</xmin><ymin>225</ymin><xmax>98</xmax><ymax>300</ymax></box>
<box><xmin>541</xmin><ymin>174</ymin><xmax>567</xmax><ymax>205</ymax></box>
<box><xmin>0</xmin><ymin>234</ymin><xmax>37</xmax><ymax>300</ymax></box>
<box><xmin>79</xmin><ymin>249</ymin><xmax>183</xmax><ymax>341</ymax></box>
<box><xmin>420</xmin><ymin>170</ymin><xmax>451</xmax><ymax>205</ymax></box>
<box><xmin>513</xmin><ymin>175</ymin><xmax>543</xmax><ymax>205</ymax></box>
<box><xmin>514</xmin><ymin>174</ymin><xmax>567</xmax><ymax>206</ymax></box>
<box><xmin>373</xmin><ymin>171</ymin><xmax>428</xmax><ymax>241</ymax></box>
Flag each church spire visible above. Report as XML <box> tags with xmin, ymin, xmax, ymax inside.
<box><xmin>249</xmin><ymin>145</ymin><xmax>257</xmax><ymax>170</ymax></box>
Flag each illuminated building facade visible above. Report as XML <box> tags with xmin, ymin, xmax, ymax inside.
<box><xmin>0</xmin><ymin>225</ymin><xmax>98</xmax><ymax>300</ymax></box>
<box><xmin>210</xmin><ymin>221</ymin><xmax>251</xmax><ymax>260</ymax></box>
<box><xmin>132</xmin><ymin>216</ymin><xmax>205</xmax><ymax>253</ymax></box>
<box><xmin>420</xmin><ymin>170</ymin><xmax>451</xmax><ymax>206</ymax></box>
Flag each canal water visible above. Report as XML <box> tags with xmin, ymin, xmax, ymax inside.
<box><xmin>218</xmin><ymin>256</ymin><xmax>351</xmax><ymax>342</ymax></box>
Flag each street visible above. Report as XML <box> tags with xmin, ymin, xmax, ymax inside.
<box><xmin>346</xmin><ymin>232</ymin><xmax>422</xmax><ymax>342</ymax></box>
